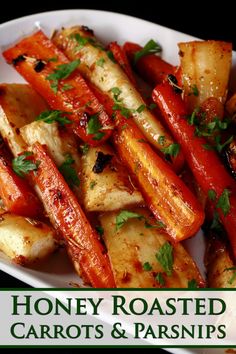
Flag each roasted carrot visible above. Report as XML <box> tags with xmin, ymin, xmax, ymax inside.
<box><xmin>0</xmin><ymin>146</ymin><xmax>42</xmax><ymax>217</ymax></box>
<box><xmin>123</xmin><ymin>42</ymin><xmax>174</xmax><ymax>86</ymax></box>
<box><xmin>29</xmin><ymin>142</ymin><xmax>115</xmax><ymax>288</ymax></box>
<box><xmin>108</xmin><ymin>41</ymin><xmax>137</xmax><ymax>85</ymax></box>
<box><xmin>3</xmin><ymin>30</ymin><xmax>113</xmax><ymax>146</ymax></box>
<box><xmin>153</xmin><ymin>82</ymin><xmax>236</xmax><ymax>258</ymax></box>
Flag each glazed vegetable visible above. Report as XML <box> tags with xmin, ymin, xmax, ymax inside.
<box><xmin>100</xmin><ymin>208</ymin><xmax>204</xmax><ymax>288</ymax></box>
<box><xmin>0</xmin><ymin>208</ymin><xmax>56</xmax><ymax>265</ymax></box>
<box><xmin>123</xmin><ymin>41</ymin><xmax>174</xmax><ymax>86</ymax></box>
<box><xmin>0</xmin><ymin>83</ymin><xmax>48</xmax><ymax>156</ymax></box>
<box><xmin>29</xmin><ymin>142</ymin><xmax>115</xmax><ymax>288</ymax></box>
<box><xmin>0</xmin><ymin>145</ymin><xmax>42</xmax><ymax>218</ymax></box>
<box><xmin>153</xmin><ymin>82</ymin><xmax>236</xmax><ymax>258</ymax></box>
<box><xmin>81</xmin><ymin>144</ymin><xmax>143</xmax><ymax>212</ymax></box>
<box><xmin>178</xmin><ymin>41</ymin><xmax>232</xmax><ymax>111</ymax></box>
<box><xmin>205</xmin><ymin>232</ymin><xmax>236</xmax><ymax>288</ymax></box>
<box><xmin>108</xmin><ymin>41</ymin><xmax>136</xmax><ymax>85</ymax></box>
<box><xmin>52</xmin><ymin>26</ymin><xmax>184</xmax><ymax>170</ymax></box>
<box><xmin>3</xmin><ymin>31</ymin><xmax>113</xmax><ymax>146</ymax></box>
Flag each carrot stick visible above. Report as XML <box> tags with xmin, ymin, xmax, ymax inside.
<box><xmin>153</xmin><ymin>82</ymin><xmax>236</xmax><ymax>258</ymax></box>
<box><xmin>3</xmin><ymin>31</ymin><xmax>113</xmax><ymax>146</ymax></box>
<box><xmin>108</xmin><ymin>41</ymin><xmax>137</xmax><ymax>85</ymax></box>
<box><xmin>29</xmin><ymin>142</ymin><xmax>115</xmax><ymax>288</ymax></box>
<box><xmin>0</xmin><ymin>146</ymin><xmax>42</xmax><ymax>217</ymax></box>
<box><xmin>123</xmin><ymin>42</ymin><xmax>174</xmax><ymax>86</ymax></box>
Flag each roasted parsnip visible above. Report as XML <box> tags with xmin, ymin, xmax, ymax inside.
<box><xmin>100</xmin><ymin>209</ymin><xmax>204</xmax><ymax>288</ymax></box>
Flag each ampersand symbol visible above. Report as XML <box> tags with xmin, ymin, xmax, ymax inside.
<box><xmin>111</xmin><ymin>322</ymin><xmax>128</xmax><ymax>339</ymax></box>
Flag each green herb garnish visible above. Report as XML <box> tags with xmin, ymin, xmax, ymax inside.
<box><xmin>115</xmin><ymin>210</ymin><xmax>144</xmax><ymax>230</ymax></box>
<box><xmin>188</xmin><ymin>279</ymin><xmax>198</xmax><ymax>288</ymax></box>
<box><xmin>36</xmin><ymin>110</ymin><xmax>71</xmax><ymax>125</ymax></box>
<box><xmin>208</xmin><ymin>189</ymin><xmax>216</xmax><ymax>201</ymax></box>
<box><xmin>143</xmin><ymin>262</ymin><xmax>152</xmax><ymax>271</ymax></box>
<box><xmin>59</xmin><ymin>154</ymin><xmax>80</xmax><ymax>187</ymax></box>
<box><xmin>134</xmin><ymin>39</ymin><xmax>162</xmax><ymax>63</ymax></box>
<box><xmin>216</xmin><ymin>188</ymin><xmax>231</xmax><ymax>216</ymax></box>
<box><xmin>161</xmin><ymin>143</ymin><xmax>180</xmax><ymax>157</ymax></box>
<box><xmin>156</xmin><ymin>273</ymin><xmax>165</xmax><ymax>286</ymax></box>
<box><xmin>156</xmin><ymin>242</ymin><xmax>174</xmax><ymax>277</ymax></box>
<box><xmin>12</xmin><ymin>152</ymin><xmax>39</xmax><ymax>178</ymax></box>
<box><xmin>224</xmin><ymin>267</ymin><xmax>236</xmax><ymax>285</ymax></box>
<box><xmin>96</xmin><ymin>58</ymin><xmax>105</xmax><ymax>67</ymax></box>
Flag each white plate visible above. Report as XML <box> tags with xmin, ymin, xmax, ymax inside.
<box><xmin>0</xmin><ymin>10</ymin><xmax>235</xmax><ymax>353</ymax></box>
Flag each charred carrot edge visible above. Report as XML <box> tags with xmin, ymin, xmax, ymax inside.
<box><xmin>29</xmin><ymin>142</ymin><xmax>115</xmax><ymax>288</ymax></box>
<box><xmin>0</xmin><ymin>148</ymin><xmax>42</xmax><ymax>218</ymax></box>
<box><xmin>3</xmin><ymin>30</ymin><xmax>113</xmax><ymax>147</ymax></box>
<box><xmin>153</xmin><ymin>82</ymin><xmax>236</xmax><ymax>259</ymax></box>
<box><xmin>123</xmin><ymin>42</ymin><xmax>174</xmax><ymax>86</ymax></box>
<box><xmin>88</xmin><ymin>84</ymin><xmax>204</xmax><ymax>240</ymax></box>
<box><xmin>108</xmin><ymin>42</ymin><xmax>137</xmax><ymax>85</ymax></box>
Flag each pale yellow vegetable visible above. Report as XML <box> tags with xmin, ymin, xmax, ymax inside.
<box><xmin>178</xmin><ymin>40</ymin><xmax>232</xmax><ymax>111</ymax></box>
<box><xmin>205</xmin><ymin>232</ymin><xmax>236</xmax><ymax>288</ymax></box>
<box><xmin>81</xmin><ymin>145</ymin><xmax>143</xmax><ymax>212</ymax></box>
<box><xmin>52</xmin><ymin>27</ymin><xmax>175</xmax><ymax>152</ymax></box>
<box><xmin>0</xmin><ymin>83</ymin><xmax>48</xmax><ymax>156</ymax></box>
<box><xmin>100</xmin><ymin>208</ymin><xmax>204</xmax><ymax>288</ymax></box>
<box><xmin>0</xmin><ymin>211</ymin><xmax>56</xmax><ymax>264</ymax></box>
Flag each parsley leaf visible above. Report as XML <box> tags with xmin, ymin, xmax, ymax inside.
<box><xmin>107</xmin><ymin>50</ymin><xmax>116</xmax><ymax>63</ymax></box>
<box><xmin>208</xmin><ymin>189</ymin><xmax>216</xmax><ymax>201</ymax></box>
<box><xmin>95</xmin><ymin>225</ymin><xmax>104</xmax><ymax>236</ymax></box>
<box><xmin>90</xmin><ymin>180</ymin><xmax>97</xmax><ymax>190</ymax></box>
<box><xmin>216</xmin><ymin>189</ymin><xmax>231</xmax><ymax>216</ymax></box>
<box><xmin>144</xmin><ymin>220</ymin><xmax>165</xmax><ymax>229</ymax></box>
<box><xmin>62</xmin><ymin>84</ymin><xmax>73</xmax><ymax>91</ymax></box>
<box><xmin>59</xmin><ymin>154</ymin><xmax>80</xmax><ymax>187</ymax></box>
<box><xmin>143</xmin><ymin>262</ymin><xmax>152</xmax><ymax>271</ymax></box>
<box><xmin>86</xmin><ymin>114</ymin><xmax>102</xmax><ymax>135</ymax></box>
<box><xmin>134</xmin><ymin>39</ymin><xmax>162</xmax><ymax>63</ymax></box>
<box><xmin>115</xmin><ymin>210</ymin><xmax>144</xmax><ymax>230</ymax></box>
<box><xmin>112</xmin><ymin>104</ymin><xmax>132</xmax><ymax>119</ymax></box>
<box><xmin>224</xmin><ymin>267</ymin><xmax>236</xmax><ymax>285</ymax></box>
<box><xmin>136</xmin><ymin>104</ymin><xmax>146</xmax><ymax>113</ymax></box>
<box><xmin>12</xmin><ymin>152</ymin><xmax>39</xmax><ymax>178</ymax></box>
<box><xmin>156</xmin><ymin>273</ymin><xmax>165</xmax><ymax>286</ymax></box>
<box><xmin>156</xmin><ymin>242</ymin><xmax>174</xmax><ymax>277</ymax></box>
<box><xmin>80</xmin><ymin>143</ymin><xmax>90</xmax><ymax>155</ymax></box>
<box><xmin>71</xmin><ymin>33</ymin><xmax>89</xmax><ymax>49</ymax></box>
<box><xmin>158</xmin><ymin>136</ymin><xmax>166</xmax><ymax>146</ymax></box>
<box><xmin>161</xmin><ymin>143</ymin><xmax>180</xmax><ymax>157</ymax></box>
<box><xmin>210</xmin><ymin>211</ymin><xmax>223</xmax><ymax>233</ymax></box>
<box><xmin>188</xmin><ymin>279</ymin><xmax>198</xmax><ymax>289</ymax></box>
<box><xmin>46</xmin><ymin>59</ymin><xmax>80</xmax><ymax>93</ymax></box>
<box><xmin>189</xmin><ymin>84</ymin><xmax>199</xmax><ymax>97</ymax></box>
<box><xmin>36</xmin><ymin>110</ymin><xmax>71</xmax><ymax>126</ymax></box>
<box><xmin>96</xmin><ymin>58</ymin><xmax>105</xmax><ymax>67</ymax></box>
<box><xmin>215</xmin><ymin>135</ymin><xmax>233</xmax><ymax>153</ymax></box>
<box><xmin>111</xmin><ymin>87</ymin><xmax>122</xmax><ymax>102</ymax></box>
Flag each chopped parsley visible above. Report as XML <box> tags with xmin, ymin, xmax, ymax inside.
<box><xmin>210</xmin><ymin>211</ymin><xmax>223</xmax><ymax>233</ymax></box>
<box><xmin>143</xmin><ymin>262</ymin><xmax>152</xmax><ymax>271</ymax></box>
<box><xmin>12</xmin><ymin>152</ymin><xmax>39</xmax><ymax>178</ymax></box>
<box><xmin>188</xmin><ymin>279</ymin><xmax>198</xmax><ymax>289</ymax></box>
<box><xmin>107</xmin><ymin>50</ymin><xmax>116</xmax><ymax>63</ymax></box>
<box><xmin>115</xmin><ymin>210</ymin><xmax>144</xmax><ymax>230</ymax></box>
<box><xmin>136</xmin><ymin>104</ymin><xmax>146</xmax><ymax>113</ymax></box>
<box><xmin>156</xmin><ymin>242</ymin><xmax>174</xmax><ymax>277</ymax></box>
<box><xmin>134</xmin><ymin>39</ymin><xmax>162</xmax><ymax>63</ymax></box>
<box><xmin>80</xmin><ymin>143</ymin><xmax>90</xmax><ymax>155</ymax></box>
<box><xmin>224</xmin><ymin>267</ymin><xmax>236</xmax><ymax>285</ymax></box>
<box><xmin>90</xmin><ymin>180</ymin><xmax>97</xmax><ymax>190</ymax></box>
<box><xmin>155</xmin><ymin>273</ymin><xmax>165</xmax><ymax>286</ymax></box>
<box><xmin>36</xmin><ymin>110</ymin><xmax>71</xmax><ymax>125</ymax></box>
<box><xmin>144</xmin><ymin>220</ymin><xmax>165</xmax><ymax>229</ymax></box>
<box><xmin>216</xmin><ymin>188</ymin><xmax>231</xmax><ymax>216</ymax></box>
<box><xmin>112</xmin><ymin>104</ymin><xmax>132</xmax><ymax>119</ymax></box>
<box><xmin>161</xmin><ymin>143</ymin><xmax>180</xmax><ymax>158</ymax></box>
<box><xmin>95</xmin><ymin>225</ymin><xmax>104</xmax><ymax>236</ymax></box>
<box><xmin>46</xmin><ymin>59</ymin><xmax>80</xmax><ymax>93</ymax></box>
<box><xmin>62</xmin><ymin>83</ymin><xmax>73</xmax><ymax>91</ymax></box>
<box><xmin>111</xmin><ymin>87</ymin><xmax>122</xmax><ymax>102</ymax></box>
<box><xmin>189</xmin><ymin>84</ymin><xmax>199</xmax><ymax>97</ymax></box>
<box><xmin>208</xmin><ymin>189</ymin><xmax>216</xmax><ymax>201</ymax></box>
<box><xmin>86</xmin><ymin>114</ymin><xmax>103</xmax><ymax>140</ymax></box>
<box><xmin>96</xmin><ymin>58</ymin><xmax>105</xmax><ymax>67</ymax></box>
<box><xmin>158</xmin><ymin>135</ymin><xmax>166</xmax><ymax>146</ymax></box>
<box><xmin>59</xmin><ymin>154</ymin><xmax>80</xmax><ymax>187</ymax></box>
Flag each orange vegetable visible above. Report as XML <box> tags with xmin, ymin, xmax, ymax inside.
<box><xmin>29</xmin><ymin>142</ymin><xmax>115</xmax><ymax>288</ymax></box>
<box><xmin>0</xmin><ymin>146</ymin><xmax>42</xmax><ymax>218</ymax></box>
<box><xmin>123</xmin><ymin>41</ymin><xmax>174</xmax><ymax>86</ymax></box>
<box><xmin>108</xmin><ymin>41</ymin><xmax>137</xmax><ymax>85</ymax></box>
<box><xmin>3</xmin><ymin>31</ymin><xmax>113</xmax><ymax>146</ymax></box>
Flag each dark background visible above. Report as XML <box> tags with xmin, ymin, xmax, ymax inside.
<box><xmin>0</xmin><ymin>2</ymin><xmax>231</xmax><ymax>351</ymax></box>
